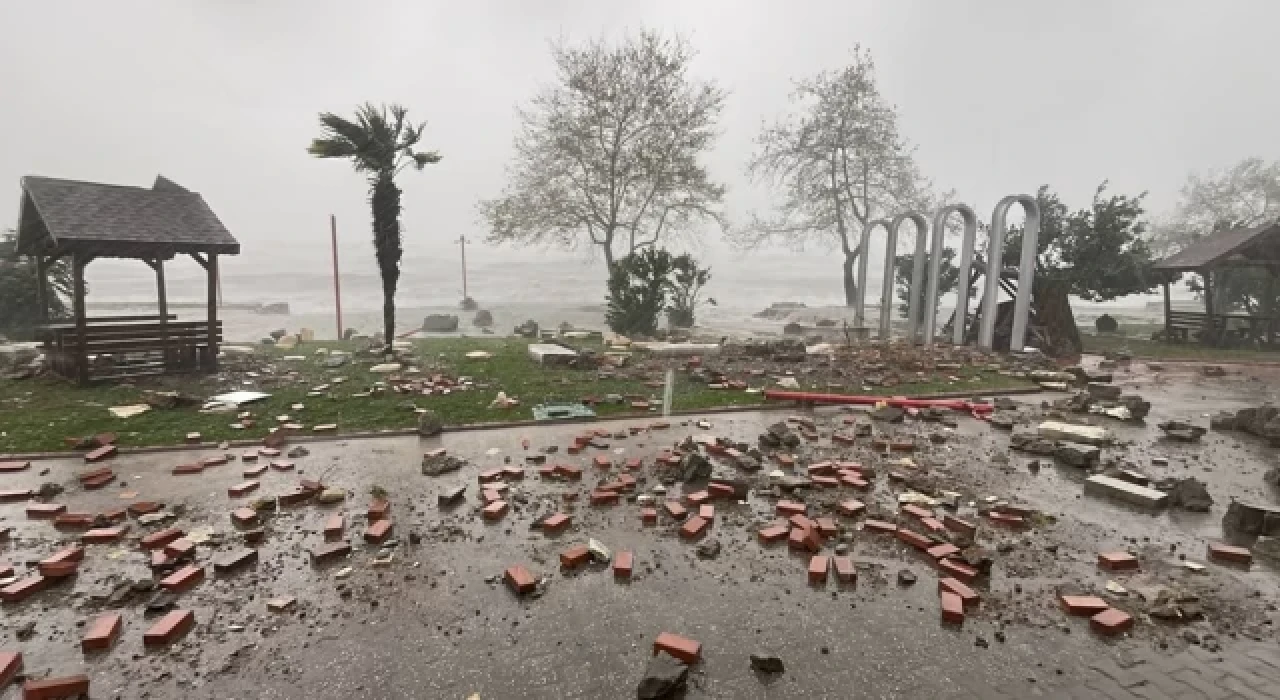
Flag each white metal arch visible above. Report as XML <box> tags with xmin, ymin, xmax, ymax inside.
<box><xmin>978</xmin><ymin>195</ymin><xmax>1040</xmax><ymax>352</ymax></box>
<box><xmin>925</xmin><ymin>204</ymin><xmax>978</xmax><ymax>346</ymax></box>
<box><xmin>854</xmin><ymin>218</ymin><xmax>891</xmax><ymax>331</ymax></box>
<box><xmin>883</xmin><ymin>212</ymin><xmax>929</xmax><ymax>342</ymax></box>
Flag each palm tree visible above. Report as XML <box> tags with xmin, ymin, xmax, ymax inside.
<box><xmin>308</xmin><ymin>103</ymin><xmax>441</xmax><ymax>350</ymax></box>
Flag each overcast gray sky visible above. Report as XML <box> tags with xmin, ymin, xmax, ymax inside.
<box><xmin>3</xmin><ymin>0</ymin><xmax>1278</xmax><ymax>282</ymax></box>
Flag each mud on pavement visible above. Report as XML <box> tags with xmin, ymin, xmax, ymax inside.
<box><xmin>2</xmin><ymin>357</ymin><xmax>1280</xmax><ymax>699</ymax></box>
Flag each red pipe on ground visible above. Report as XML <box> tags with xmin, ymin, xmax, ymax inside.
<box><xmin>762</xmin><ymin>390</ymin><xmax>994</xmax><ymax>415</ymax></box>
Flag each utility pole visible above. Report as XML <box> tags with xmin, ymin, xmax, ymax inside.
<box><xmin>457</xmin><ymin>235</ymin><xmax>470</xmax><ymax>301</ymax></box>
<box><xmin>331</xmin><ymin>215</ymin><xmax>343</xmax><ymax>340</ymax></box>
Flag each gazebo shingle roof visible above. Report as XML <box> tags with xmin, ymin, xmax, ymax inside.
<box><xmin>16</xmin><ymin>175</ymin><xmax>239</xmax><ymax>258</ymax></box>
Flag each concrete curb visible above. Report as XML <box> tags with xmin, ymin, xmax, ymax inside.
<box><xmin>1</xmin><ymin>385</ymin><xmax>1043</xmax><ymax>462</ymax></box>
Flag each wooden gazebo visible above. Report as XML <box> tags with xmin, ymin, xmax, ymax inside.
<box><xmin>1153</xmin><ymin>221</ymin><xmax>1280</xmax><ymax>347</ymax></box>
<box><xmin>14</xmin><ymin>175</ymin><xmax>239</xmax><ymax>384</ymax></box>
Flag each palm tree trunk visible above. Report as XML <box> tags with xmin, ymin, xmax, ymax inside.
<box><xmin>371</xmin><ymin>174</ymin><xmax>403</xmax><ymax>352</ymax></box>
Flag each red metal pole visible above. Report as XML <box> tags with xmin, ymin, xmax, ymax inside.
<box><xmin>331</xmin><ymin>215</ymin><xmax>343</xmax><ymax>340</ymax></box>
<box><xmin>762</xmin><ymin>390</ymin><xmax>995</xmax><ymax>415</ymax></box>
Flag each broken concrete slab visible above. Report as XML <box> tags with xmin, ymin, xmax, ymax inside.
<box><xmin>1055</xmin><ymin>441</ymin><xmax>1101</xmax><ymax>469</ymax></box>
<box><xmin>1158</xmin><ymin>421</ymin><xmax>1206</xmax><ymax>442</ymax></box>
<box><xmin>1037</xmin><ymin>421</ymin><xmax>1113</xmax><ymax>445</ymax></box>
<box><xmin>1084</xmin><ymin>475</ymin><xmax>1168</xmax><ymax>509</ymax></box>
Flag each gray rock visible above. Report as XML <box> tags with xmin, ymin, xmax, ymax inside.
<box><xmin>696</xmin><ymin>540</ymin><xmax>721</xmax><ymax>559</ymax></box>
<box><xmin>421</xmin><ymin>451</ymin><xmax>465</xmax><ymax>476</ymax></box>
<box><xmin>897</xmin><ymin>569</ymin><xmax>917</xmax><ymax>586</ymax></box>
<box><xmin>1087</xmin><ymin>383</ymin><xmax>1122</xmax><ymax>401</ymax></box>
<box><xmin>1158</xmin><ymin>420</ymin><xmax>1206</xmax><ymax>442</ymax></box>
<box><xmin>871</xmin><ymin>405</ymin><xmax>905</xmax><ymax>423</ymax></box>
<box><xmin>993</xmin><ymin>396</ymin><xmax>1018</xmax><ymax>411</ymax></box>
<box><xmin>472</xmin><ymin>310</ymin><xmax>494</xmax><ymax>328</ymax></box>
<box><xmin>988</xmin><ymin>412</ymin><xmax>1016</xmax><ymax>431</ymax></box>
<box><xmin>269</xmin><ymin>329</ymin><xmax>287</xmax><ymax>340</ymax></box>
<box><xmin>422</xmin><ymin>314</ymin><xmax>460</xmax><ymax>332</ymax></box>
<box><xmin>1209</xmin><ymin>411</ymin><xmax>1236</xmax><ymax>430</ymax></box>
<box><xmin>637</xmin><ymin>651</ymin><xmax>689</xmax><ymax>699</ymax></box>
<box><xmin>1010</xmin><ymin>430</ymin><xmax>1057</xmax><ymax>456</ymax></box>
<box><xmin>1117</xmin><ymin>394</ymin><xmax>1151</xmax><ymax>421</ymax></box>
<box><xmin>1165</xmin><ymin>478</ymin><xmax>1213</xmax><ymax>512</ymax></box>
<box><xmin>417</xmin><ymin>410</ymin><xmax>444</xmax><ymax>437</ymax></box>
<box><xmin>710</xmin><ymin>468</ymin><xmax>749</xmax><ymax>499</ymax></box>
<box><xmin>679</xmin><ymin>452</ymin><xmax>712</xmax><ymax>482</ymax></box>
<box><xmin>749</xmin><ymin>652</ymin><xmax>785</xmax><ymax>674</ymax></box>
<box><xmin>1254</xmin><ymin>535</ymin><xmax>1280</xmax><ymax>562</ymax></box>
<box><xmin>1054</xmin><ymin>441</ymin><xmax>1100</xmax><ymax>468</ymax></box>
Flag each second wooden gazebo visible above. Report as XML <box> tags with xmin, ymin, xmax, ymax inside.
<box><xmin>14</xmin><ymin>175</ymin><xmax>239</xmax><ymax>384</ymax></box>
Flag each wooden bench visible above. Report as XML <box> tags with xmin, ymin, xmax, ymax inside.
<box><xmin>1165</xmin><ymin>311</ymin><xmax>1225</xmax><ymax>343</ymax></box>
<box><xmin>37</xmin><ymin>316</ymin><xmax>221</xmax><ymax>383</ymax></box>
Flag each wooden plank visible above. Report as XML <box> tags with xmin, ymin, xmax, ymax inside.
<box><xmin>156</xmin><ymin>259</ymin><xmax>169</xmax><ymax>367</ymax></box>
<box><xmin>208</xmin><ymin>254</ymin><xmax>219</xmax><ymax>370</ymax></box>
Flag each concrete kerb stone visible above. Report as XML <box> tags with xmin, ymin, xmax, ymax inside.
<box><xmin>0</xmin><ymin>386</ymin><xmax>1046</xmax><ymax>461</ymax></box>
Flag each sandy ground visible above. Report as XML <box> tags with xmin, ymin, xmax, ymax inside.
<box><xmin>1</xmin><ymin>360</ymin><xmax>1279</xmax><ymax>698</ymax></box>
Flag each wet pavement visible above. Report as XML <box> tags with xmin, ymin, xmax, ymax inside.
<box><xmin>2</xmin><ymin>359</ymin><xmax>1280</xmax><ymax>698</ymax></box>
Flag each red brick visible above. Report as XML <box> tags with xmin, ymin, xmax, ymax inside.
<box><xmin>1090</xmin><ymin>608</ymin><xmax>1134</xmax><ymax>636</ymax></box>
<box><xmin>279</xmin><ymin>488</ymin><xmax>314</xmax><ymax>506</ymax></box>
<box><xmin>939</xmin><ymin>558</ymin><xmax>978</xmax><ymax>583</ymax></box>
<box><xmin>679</xmin><ymin>515</ymin><xmax>710</xmax><ymax>540</ymax></box>
<box><xmin>163</xmin><ymin>538</ymin><xmax>195</xmax><ymax>560</ymax></box>
<box><xmin>241</xmin><ymin>451</ymin><xmax>260</xmax><ymax>462</ymax></box>
<box><xmin>939</xmin><ymin>578</ymin><xmax>979</xmax><ymax>607</ymax></box>
<box><xmin>44</xmin><ymin>545</ymin><xmax>84</xmax><ymax>565</ymax></box>
<box><xmin>775</xmin><ymin>453</ymin><xmax>794</xmax><ymax>467</ymax></box>
<box><xmin>987</xmin><ymin>511</ymin><xmax>1026</xmax><ymax>528</ymax></box>
<box><xmin>1060</xmin><ymin>595</ymin><xmax>1110</xmax><ymax>616</ymax></box>
<box><xmin>214</xmin><ymin>549</ymin><xmax>258</xmax><ymax>574</ymax></box>
<box><xmin>565</xmin><ymin>445</ymin><xmax>582</xmax><ymax>455</ymax></box>
<box><xmin>815</xmin><ymin>517</ymin><xmax>838</xmax><ymax>537</ymax></box>
<box><xmin>808</xmin><ymin>556</ymin><xmax>829</xmax><ymax>584</ymax></box>
<box><xmin>269</xmin><ymin>460</ymin><xmax>295</xmax><ymax>472</ymax></box>
<box><xmin>230</xmin><ymin>508</ymin><xmax>258</xmax><ymax>526</ymax></box>
<box><xmin>560</xmin><ymin>545</ymin><xmax>590</xmax><ymax>569</ymax></box>
<box><xmin>897</xmin><ymin>528</ymin><xmax>932</xmax><ymax>551</ymax></box>
<box><xmin>0</xmin><ymin>562</ymin><xmax>11</xmax><ymax>578</ymax></box>
<box><xmin>0</xmin><ymin>575</ymin><xmax>47</xmax><ymax>602</ymax></box>
<box><xmin>806</xmin><ymin>461</ymin><xmax>835</xmax><ymax>476</ymax></box>
<box><xmin>84</xmin><ymin>445</ymin><xmax>117</xmax><ymax>462</ymax></box>
<box><xmin>482</xmin><ymin>500</ymin><xmax>509</xmax><ymax>521</ymax></box>
<box><xmin>684</xmin><ymin>490</ymin><xmax>710</xmax><ymax>506</ymax></box>
<box><xmin>1207</xmin><ymin>542</ymin><xmax>1252</xmax><ymax>566</ymax></box>
<box><xmin>100</xmin><ymin>508</ymin><xmax>127</xmax><ymax>523</ymax></box>
<box><xmin>242</xmin><ymin>528</ymin><xmax>265</xmax><ymax>545</ymax></box>
<box><xmin>624</xmin><ymin>458</ymin><xmax>643</xmax><ymax>470</ymax></box>
<box><xmin>172</xmin><ymin>463</ymin><xmax>203</xmax><ymax>475</ymax></box>
<box><xmin>614</xmin><ymin>551</ymin><xmax>633</xmax><ymax>579</ymax></box>
<box><xmin>258</xmin><ymin>447</ymin><xmax>281</xmax><ymax>457</ymax></box>
<box><xmin>501</xmin><ymin>466</ymin><xmax>525</xmax><ymax>481</ymax></box>
<box><xmin>127</xmin><ymin>501</ymin><xmax>162</xmax><ymax>517</ymax></box>
<box><xmin>940</xmin><ymin>591</ymin><xmax>965</xmax><ymax>624</ymax></box>
<box><xmin>842</xmin><ymin>475</ymin><xmax>870</xmax><ymax>490</ymax></box>
<box><xmin>834</xmin><ymin>556</ymin><xmax>857</xmax><ymax>584</ymax></box>
<box><xmin>776</xmin><ymin>500</ymin><xmax>807</xmax><ymax>517</ymax></box>
<box><xmin>364</xmin><ymin>519</ymin><xmax>393</xmax><ymax>544</ymax></box>
<box><xmin>25</xmin><ymin>503</ymin><xmax>66</xmax><ymax>519</ymax></box>
<box><xmin>0</xmin><ymin>651</ymin><xmax>21</xmax><ymax>689</ymax></box>
<box><xmin>0</xmin><ymin>460</ymin><xmax>30</xmax><ymax>472</ymax></box>
<box><xmin>480</xmin><ymin>488</ymin><xmax>501</xmax><ymax>504</ymax></box>
<box><xmin>140</xmin><ymin>528</ymin><xmax>184</xmax><ymax>550</ymax></box>
<box><xmin>0</xmin><ymin>489</ymin><xmax>32</xmax><ymax>502</ymax></box>
<box><xmin>788</xmin><ymin>527</ymin><xmax>821</xmax><ymax>552</ymax></box>
<box><xmin>592</xmin><ymin>456</ymin><xmax>612</xmax><ymax>470</ymax></box>
<box><xmin>698</xmin><ymin>504</ymin><xmax>715</xmax><ymax>520</ymax></box>
<box><xmin>228</xmin><ymin>480</ymin><xmax>260</xmax><ymax>498</ymax></box>
<box><xmin>831</xmin><ymin>433</ymin><xmax>856</xmax><ymax>445</ymax></box>
<box><xmin>653</xmin><ymin>632</ymin><xmax>701</xmax><ymax>664</ymax></box>
<box><xmin>901</xmin><ymin>504</ymin><xmax>932</xmax><ymax>520</ymax></box>
<box><xmin>537</xmin><ymin>465</ymin><xmax>556</xmax><ymax>478</ymax></box>
<box><xmin>366</xmin><ymin>499</ymin><xmax>390</xmax><ymax>521</ymax></box>
<box><xmin>504</xmin><ymin>565</ymin><xmax>536</xmax><ymax>594</ymax></box>
<box><xmin>22</xmin><ymin>674</ymin><xmax>90</xmax><ymax>700</ymax></box>
<box><xmin>53</xmin><ymin>513</ymin><xmax>94</xmax><ymax>529</ymax></box>
<box><xmin>38</xmin><ymin>560</ymin><xmax>79</xmax><ymax>578</ymax></box>
<box><xmin>160</xmin><ymin>564</ymin><xmax>205</xmax><ymax>593</ymax></box>
<box><xmin>837</xmin><ymin>499</ymin><xmax>866</xmax><ymax>518</ymax></box>
<box><xmin>758</xmin><ymin>524</ymin><xmax>788</xmax><ymax>544</ymax></box>
<box><xmin>80</xmin><ymin>469</ymin><xmax>115</xmax><ymax>489</ymax></box>
<box><xmin>590</xmin><ymin>490</ymin><xmax>619</xmax><ymax>506</ymax></box>
<box><xmin>310</xmin><ymin>542</ymin><xmax>351</xmax><ymax>564</ymax></box>
<box><xmin>919</xmin><ymin>517</ymin><xmax>947</xmax><ymax>534</ymax></box>
<box><xmin>927</xmin><ymin>543</ymin><xmax>960</xmax><ymax>560</ymax></box>
<box><xmin>942</xmin><ymin>514</ymin><xmax>976</xmax><ymax>537</ymax></box>
<box><xmin>554</xmin><ymin>465</ymin><xmax>582</xmax><ymax>480</ymax></box>
<box><xmin>323</xmin><ymin>515</ymin><xmax>344</xmax><ymax>541</ymax></box>
<box><xmin>143</xmin><ymin>609</ymin><xmax>194</xmax><ymax>647</ymax></box>
<box><xmin>707</xmin><ymin>483</ymin><xmax>735</xmax><ymax>500</ymax></box>
<box><xmin>81</xmin><ymin>613</ymin><xmax>123</xmax><ymax>652</ymax></box>
<box><xmin>200</xmin><ymin>454</ymin><xmax>228</xmax><ymax>467</ymax></box>
<box><xmin>150</xmin><ymin>551</ymin><xmax>172</xmax><ymax>569</ymax></box>
<box><xmin>664</xmin><ymin>501</ymin><xmax>688</xmax><ymax>519</ymax></box>
<box><xmin>1097</xmin><ymin>551</ymin><xmax>1139</xmax><ymax>571</ymax></box>
<box><xmin>788</xmin><ymin>514</ymin><xmax>814</xmax><ymax>531</ymax></box>
<box><xmin>863</xmin><ymin>519</ymin><xmax>897</xmax><ymax>534</ymax></box>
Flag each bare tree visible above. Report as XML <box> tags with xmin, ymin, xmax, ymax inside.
<box><xmin>730</xmin><ymin>46</ymin><xmax>934</xmax><ymax>306</ymax></box>
<box><xmin>1150</xmin><ymin>157</ymin><xmax>1280</xmax><ymax>256</ymax></box>
<box><xmin>479</xmin><ymin>31</ymin><xmax>728</xmax><ymax>268</ymax></box>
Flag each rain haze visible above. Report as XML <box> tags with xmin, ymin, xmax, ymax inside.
<box><xmin>3</xmin><ymin>0</ymin><xmax>1278</xmax><ymax>335</ymax></box>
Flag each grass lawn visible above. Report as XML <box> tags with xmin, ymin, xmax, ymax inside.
<box><xmin>1082</xmin><ymin>331</ymin><xmax>1280</xmax><ymax>362</ymax></box>
<box><xmin>0</xmin><ymin>337</ymin><xmax>1032</xmax><ymax>454</ymax></box>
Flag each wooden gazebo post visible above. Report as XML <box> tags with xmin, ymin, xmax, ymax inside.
<box><xmin>33</xmin><ymin>255</ymin><xmax>49</xmax><ymax>322</ymax></box>
<box><xmin>1203</xmin><ymin>267</ymin><xmax>1216</xmax><ymax>345</ymax></box>
<box><xmin>1161</xmin><ymin>273</ymin><xmax>1172</xmax><ymax>340</ymax></box>
<box><xmin>71</xmin><ymin>252</ymin><xmax>89</xmax><ymax>386</ymax></box>
<box><xmin>207</xmin><ymin>253</ymin><xmax>219</xmax><ymax>370</ymax></box>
